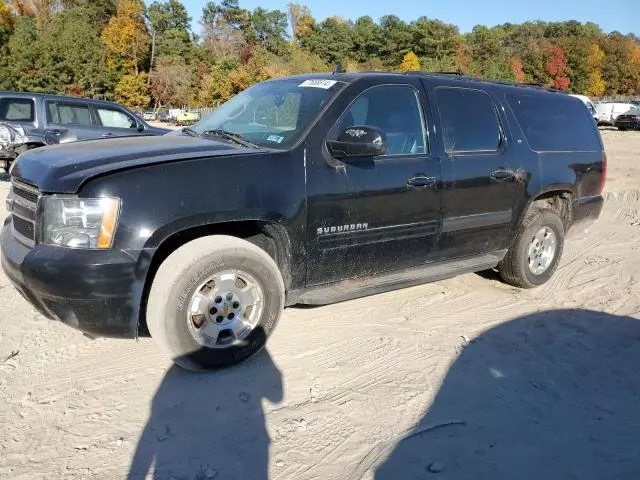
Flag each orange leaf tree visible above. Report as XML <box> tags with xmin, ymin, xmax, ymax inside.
<box><xmin>545</xmin><ymin>45</ymin><xmax>570</xmax><ymax>90</ymax></box>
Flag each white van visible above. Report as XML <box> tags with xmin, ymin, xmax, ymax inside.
<box><xmin>569</xmin><ymin>94</ymin><xmax>598</xmax><ymax>123</ymax></box>
<box><xmin>595</xmin><ymin>102</ymin><xmax>636</xmax><ymax>125</ymax></box>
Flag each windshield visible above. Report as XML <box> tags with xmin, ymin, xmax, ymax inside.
<box><xmin>191</xmin><ymin>78</ymin><xmax>345</xmax><ymax>148</ymax></box>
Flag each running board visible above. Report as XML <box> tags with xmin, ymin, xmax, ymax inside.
<box><xmin>291</xmin><ymin>250</ymin><xmax>506</xmax><ymax>306</ymax></box>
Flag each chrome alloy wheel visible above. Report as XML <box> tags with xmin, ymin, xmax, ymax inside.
<box><xmin>527</xmin><ymin>227</ymin><xmax>557</xmax><ymax>275</ymax></box>
<box><xmin>187</xmin><ymin>269</ymin><xmax>264</xmax><ymax>348</ymax></box>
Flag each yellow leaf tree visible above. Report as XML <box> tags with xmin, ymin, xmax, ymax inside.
<box><xmin>101</xmin><ymin>0</ymin><xmax>150</xmax><ymax>75</ymax></box>
<box><xmin>586</xmin><ymin>43</ymin><xmax>606</xmax><ymax>97</ymax></box>
<box><xmin>399</xmin><ymin>51</ymin><xmax>420</xmax><ymax>72</ymax></box>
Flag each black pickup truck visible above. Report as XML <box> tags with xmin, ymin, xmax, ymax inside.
<box><xmin>1</xmin><ymin>72</ymin><xmax>605</xmax><ymax>370</ymax></box>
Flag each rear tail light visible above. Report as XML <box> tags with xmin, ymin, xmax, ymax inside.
<box><xmin>599</xmin><ymin>152</ymin><xmax>607</xmax><ymax>195</ymax></box>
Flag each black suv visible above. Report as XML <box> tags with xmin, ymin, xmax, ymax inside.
<box><xmin>1</xmin><ymin>72</ymin><xmax>605</xmax><ymax>370</ymax></box>
<box><xmin>0</xmin><ymin>91</ymin><xmax>170</xmax><ymax>171</ymax></box>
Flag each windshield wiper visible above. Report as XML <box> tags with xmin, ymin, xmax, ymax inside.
<box><xmin>198</xmin><ymin>129</ymin><xmax>259</xmax><ymax>149</ymax></box>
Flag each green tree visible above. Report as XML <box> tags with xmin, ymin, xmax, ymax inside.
<box><xmin>352</xmin><ymin>16</ymin><xmax>383</xmax><ymax>63</ymax></box>
<box><xmin>61</xmin><ymin>0</ymin><xmax>117</xmax><ymax>30</ymax></box>
<box><xmin>413</xmin><ymin>17</ymin><xmax>461</xmax><ymax>70</ymax></box>
<box><xmin>301</xmin><ymin>16</ymin><xmax>353</xmax><ymax>65</ymax></box>
<box><xmin>379</xmin><ymin>15</ymin><xmax>413</xmax><ymax>66</ymax></box>
<box><xmin>40</xmin><ymin>9</ymin><xmax>113</xmax><ymax>96</ymax></box>
<box><xmin>2</xmin><ymin>16</ymin><xmax>43</xmax><ymax>91</ymax></box>
<box><xmin>250</xmin><ymin>7</ymin><xmax>288</xmax><ymax>55</ymax></box>
<box><xmin>147</xmin><ymin>0</ymin><xmax>192</xmax><ymax>64</ymax></box>
<box><xmin>466</xmin><ymin>25</ymin><xmax>512</xmax><ymax>80</ymax></box>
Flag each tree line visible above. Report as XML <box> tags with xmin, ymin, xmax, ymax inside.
<box><xmin>0</xmin><ymin>0</ymin><xmax>639</xmax><ymax>110</ymax></box>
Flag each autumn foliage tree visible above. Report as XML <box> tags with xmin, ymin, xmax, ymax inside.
<box><xmin>101</xmin><ymin>0</ymin><xmax>149</xmax><ymax>75</ymax></box>
<box><xmin>586</xmin><ymin>43</ymin><xmax>606</xmax><ymax>97</ymax></box>
<box><xmin>545</xmin><ymin>45</ymin><xmax>570</xmax><ymax>90</ymax></box>
<box><xmin>508</xmin><ymin>56</ymin><xmax>526</xmax><ymax>83</ymax></box>
<box><xmin>2</xmin><ymin>1</ymin><xmax>640</xmax><ymax>107</ymax></box>
<box><xmin>399</xmin><ymin>51</ymin><xmax>420</xmax><ymax>72</ymax></box>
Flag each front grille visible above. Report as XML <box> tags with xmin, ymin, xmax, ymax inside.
<box><xmin>9</xmin><ymin>179</ymin><xmax>40</xmax><ymax>246</ymax></box>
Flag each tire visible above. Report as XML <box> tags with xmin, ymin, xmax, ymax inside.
<box><xmin>147</xmin><ymin>235</ymin><xmax>285</xmax><ymax>371</ymax></box>
<box><xmin>499</xmin><ymin>209</ymin><xmax>564</xmax><ymax>289</ymax></box>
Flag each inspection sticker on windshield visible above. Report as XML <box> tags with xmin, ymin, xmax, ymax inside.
<box><xmin>299</xmin><ymin>79</ymin><xmax>338</xmax><ymax>89</ymax></box>
<box><xmin>267</xmin><ymin>134</ymin><xmax>285</xmax><ymax>144</ymax></box>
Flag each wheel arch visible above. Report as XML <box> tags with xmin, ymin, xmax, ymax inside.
<box><xmin>518</xmin><ymin>186</ymin><xmax>576</xmax><ymax>232</ymax></box>
<box><xmin>137</xmin><ymin>219</ymin><xmax>293</xmax><ymax>336</ymax></box>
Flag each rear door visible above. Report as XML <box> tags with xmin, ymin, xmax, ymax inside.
<box><xmin>425</xmin><ymin>83</ymin><xmax>524</xmax><ymax>259</ymax></box>
<box><xmin>92</xmin><ymin>105</ymin><xmax>143</xmax><ymax>138</ymax></box>
<box><xmin>45</xmin><ymin>100</ymin><xmax>96</xmax><ymax>142</ymax></box>
<box><xmin>305</xmin><ymin>79</ymin><xmax>442</xmax><ymax>285</ymax></box>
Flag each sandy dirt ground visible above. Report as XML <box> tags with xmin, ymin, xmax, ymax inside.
<box><xmin>0</xmin><ymin>130</ymin><xmax>639</xmax><ymax>480</ymax></box>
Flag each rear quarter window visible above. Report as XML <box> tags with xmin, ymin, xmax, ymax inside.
<box><xmin>507</xmin><ymin>93</ymin><xmax>601</xmax><ymax>152</ymax></box>
<box><xmin>0</xmin><ymin>98</ymin><xmax>34</xmax><ymax>122</ymax></box>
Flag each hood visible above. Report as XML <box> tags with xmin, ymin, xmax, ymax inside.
<box><xmin>11</xmin><ymin>134</ymin><xmax>262</xmax><ymax>193</ymax></box>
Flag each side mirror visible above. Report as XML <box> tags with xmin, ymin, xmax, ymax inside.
<box><xmin>136</xmin><ymin>122</ymin><xmax>145</xmax><ymax>133</ymax></box>
<box><xmin>326</xmin><ymin>126</ymin><xmax>388</xmax><ymax>159</ymax></box>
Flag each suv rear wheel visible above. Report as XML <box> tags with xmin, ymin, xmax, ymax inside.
<box><xmin>147</xmin><ymin>235</ymin><xmax>285</xmax><ymax>371</ymax></box>
<box><xmin>499</xmin><ymin>209</ymin><xmax>565</xmax><ymax>288</ymax></box>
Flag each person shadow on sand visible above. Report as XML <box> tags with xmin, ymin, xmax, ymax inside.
<box><xmin>127</xmin><ymin>350</ymin><xmax>282</xmax><ymax>480</ymax></box>
<box><xmin>354</xmin><ymin>309</ymin><xmax>640</xmax><ymax>480</ymax></box>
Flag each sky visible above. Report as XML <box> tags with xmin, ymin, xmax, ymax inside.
<box><xmin>180</xmin><ymin>0</ymin><xmax>640</xmax><ymax>36</ymax></box>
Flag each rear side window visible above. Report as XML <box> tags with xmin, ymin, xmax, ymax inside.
<box><xmin>47</xmin><ymin>102</ymin><xmax>92</xmax><ymax>126</ymax></box>
<box><xmin>0</xmin><ymin>98</ymin><xmax>34</xmax><ymax>122</ymax></box>
<box><xmin>96</xmin><ymin>107</ymin><xmax>137</xmax><ymax>129</ymax></box>
<box><xmin>435</xmin><ymin>87</ymin><xmax>502</xmax><ymax>154</ymax></box>
<box><xmin>507</xmin><ymin>93</ymin><xmax>600</xmax><ymax>152</ymax></box>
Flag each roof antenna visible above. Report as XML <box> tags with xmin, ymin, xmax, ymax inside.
<box><xmin>333</xmin><ymin>62</ymin><xmax>345</xmax><ymax>75</ymax></box>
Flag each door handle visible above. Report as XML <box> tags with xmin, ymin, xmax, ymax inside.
<box><xmin>101</xmin><ymin>133</ymin><xmax>115</xmax><ymax>137</ymax></box>
<box><xmin>47</xmin><ymin>129</ymin><xmax>62</xmax><ymax>135</ymax></box>
<box><xmin>490</xmin><ymin>169</ymin><xmax>516</xmax><ymax>182</ymax></box>
<box><xmin>407</xmin><ymin>175</ymin><xmax>438</xmax><ymax>190</ymax></box>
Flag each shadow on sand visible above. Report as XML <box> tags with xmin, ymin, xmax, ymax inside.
<box><xmin>128</xmin><ymin>349</ymin><xmax>282</xmax><ymax>480</ymax></box>
<box><xmin>363</xmin><ymin>309</ymin><xmax>640</xmax><ymax>479</ymax></box>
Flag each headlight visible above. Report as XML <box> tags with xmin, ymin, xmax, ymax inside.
<box><xmin>40</xmin><ymin>196</ymin><xmax>120</xmax><ymax>249</ymax></box>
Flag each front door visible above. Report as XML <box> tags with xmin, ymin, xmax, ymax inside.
<box><xmin>92</xmin><ymin>105</ymin><xmax>142</xmax><ymax>138</ymax></box>
<box><xmin>305</xmin><ymin>80</ymin><xmax>441</xmax><ymax>286</ymax></box>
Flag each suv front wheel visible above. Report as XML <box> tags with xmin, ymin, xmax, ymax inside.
<box><xmin>499</xmin><ymin>209</ymin><xmax>565</xmax><ymax>288</ymax></box>
<box><xmin>147</xmin><ymin>235</ymin><xmax>285</xmax><ymax>371</ymax></box>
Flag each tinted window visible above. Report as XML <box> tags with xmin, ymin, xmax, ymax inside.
<box><xmin>97</xmin><ymin>108</ymin><xmax>137</xmax><ymax>128</ymax></box>
<box><xmin>338</xmin><ymin>85</ymin><xmax>427</xmax><ymax>155</ymax></box>
<box><xmin>508</xmin><ymin>93</ymin><xmax>601</xmax><ymax>152</ymax></box>
<box><xmin>47</xmin><ymin>102</ymin><xmax>92</xmax><ymax>126</ymax></box>
<box><xmin>0</xmin><ymin>98</ymin><xmax>34</xmax><ymax>122</ymax></box>
<box><xmin>436</xmin><ymin>87</ymin><xmax>501</xmax><ymax>154</ymax></box>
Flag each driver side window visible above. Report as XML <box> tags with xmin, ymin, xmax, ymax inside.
<box><xmin>337</xmin><ymin>85</ymin><xmax>428</xmax><ymax>155</ymax></box>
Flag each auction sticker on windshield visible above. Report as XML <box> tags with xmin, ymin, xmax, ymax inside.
<box><xmin>299</xmin><ymin>79</ymin><xmax>338</xmax><ymax>89</ymax></box>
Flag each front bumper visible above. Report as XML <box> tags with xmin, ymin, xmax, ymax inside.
<box><xmin>1</xmin><ymin>220</ymin><xmax>148</xmax><ymax>338</ymax></box>
<box><xmin>572</xmin><ymin>195</ymin><xmax>604</xmax><ymax>230</ymax></box>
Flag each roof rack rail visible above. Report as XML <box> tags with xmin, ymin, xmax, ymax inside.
<box><xmin>404</xmin><ymin>70</ymin><xmax>465</xmax><ymax>76</ymax></box>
